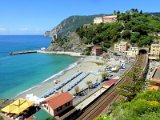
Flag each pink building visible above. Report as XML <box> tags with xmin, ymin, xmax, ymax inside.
<box><xmin>92</xmin><ymin>46</ymin><xmax>103</xmax><ymax>56</ymax></box>
<box><xmin>103</xmin><ymin>15</ymin><xmax>117</xmax><ymax>23</ymax></box>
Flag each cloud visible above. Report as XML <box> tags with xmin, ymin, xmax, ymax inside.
<box><xmin>0</xmin><ymin>27</ymin><xmax>7</xmax><ymax>32</ymax></box>
<box><xmin>18</xmin><ymin>28</ymin><xmax>29</xmax><ymax>31</ymax></box>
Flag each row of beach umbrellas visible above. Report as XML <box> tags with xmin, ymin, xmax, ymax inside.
<box><xmin>55</xmin><ymin>72</ymin><xmax>83</xmax><ymax>90</ymax></box>
<box><xmin>67</xmin><ymin>73</ymin><xmax>90</xmax><ymax>91</ymax></box>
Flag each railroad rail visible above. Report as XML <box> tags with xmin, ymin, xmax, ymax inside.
<box><xmin>72</xmin><ymin>54</ymin><xmax>148</xmax><ymax>120</ymax></box>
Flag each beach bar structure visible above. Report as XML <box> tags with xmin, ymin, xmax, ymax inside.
<box><xmin>1</xmin><ymin>98</ymin><xmax>34</xmax><ymax>119</ymax></box>
<box><xmin>41</xmin><ymin>92</ymin><xmax>73</xmax><ymax>116</ymax></box>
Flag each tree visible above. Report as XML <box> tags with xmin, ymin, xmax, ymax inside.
<box><xmin>130</xmin><ymin>32</ymin><xmax>140</xmax><ymax>43</ymax></box>
<box><xmin>74</xmin><ymin>86</ymin><xmax>80</xmax><ymax>95</ymax></box>
<box><xmin>101</xmin><ymin>72</ymin><xmax>109</xmax><ymax>81</ymax></box>
<box><xmin>121</xmin><ymin>30</ymin><xmax>131</xmax><ymax>40</ymax></box>
<box><xmin>111</xmin><ymin>90</ymin><xmax>160</xmax><ymax>120</ymax></box>
<box><xmin>119</xmin><ymin>68</ymin><xmax>145</xmax><ymax>101</ymax></box>
<box><xmin>138</xmin><ymin>36</ymin><xmax>153</xmax><ymax>47</ymax></box>
<box><xmin>86</xmin><ymin>81</ymin><xmax>93</xmax><ymax>88</ymax></box>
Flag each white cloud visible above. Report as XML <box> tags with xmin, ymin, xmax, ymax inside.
<box><xmin>0</xmin><ymin>27</ymin><xmax>7</xmax><ymax>32</ymax></box>
<box><xmin>18</xmin><ymin>28</ymin><xmax>29</xmax><ymax>31</ymax></box>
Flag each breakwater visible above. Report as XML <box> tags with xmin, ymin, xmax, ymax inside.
<box><xmin>9</xmin><ymin>50</ymin><xmax>38</xmax><ymax>55</ymax></box>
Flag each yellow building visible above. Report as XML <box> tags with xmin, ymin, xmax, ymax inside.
<box><xmin>127</xmin><ymin>47</ymin><xmax>139</xmax><ymax>58</ymax></box>
<box><xmin>114</xmin><ymin>43</ymin><xmax>120</xmax><ymax>52</ymax></box>
<box><xmin>114</xmin><ymin>42</ymin><xmax>128</xmax><ymax>52</ymax></box>
<box><xmin>149</xmin><ymin>44</ymin><xmax>160</xmax><ymax>60</ymax></box>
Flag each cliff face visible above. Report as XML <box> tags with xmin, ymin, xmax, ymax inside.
<box><xmin>48</xmin><ymin>32</ymin><xmax>86</xmax><ymax>52</ymax></box>
<box><xmin>47</xmin><ymin>14</ymin><xmax>107</xmax><ymax>52</ymax></box>
<box><xmin>48</xmin><ymin>14</ymin><xmax>107</xmax><ymax>38</ymax></box>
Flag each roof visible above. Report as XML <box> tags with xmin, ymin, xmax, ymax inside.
<box><xmin>148</xmin><ymin>85</ymin><xmax>160</xmax><ymax>90</ymax></box>
<box><xmin>151</xmin><ymin>44</ymin><xmax>160</xmax><ymax>47</ymax></box>
<box><xmin>152</xmin><ymin>67</ymin><xmax>160</xmax><ymax>80</ymax></box>
<box><xmin>33</xmin><ymin>109</ymin><xmax>54</xmax><ymax>120</ymax></box>
<box><xmin>103</xmin><ymin>15</ymin><xmax>117</xmax><ymax>18</ymax></box>
<box><xmin>103</xmin><ymin>79</ymin><xmax>118</xmax><ymax>86</ymax></box>
<box><xmin>92</xmin><ymin>46</ymin><xmax>102</xmax><ymax>49</ymax></box>
<box><xmin>45</xmin><ymin>92</ymin><xmax>73</xmax><ymax>110</ymax></box>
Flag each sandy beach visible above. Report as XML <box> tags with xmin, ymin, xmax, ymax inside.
<box><xmin>17</xmin><ymin>56</ymin><xmax>106</xmax><ymax>98</ymax></box>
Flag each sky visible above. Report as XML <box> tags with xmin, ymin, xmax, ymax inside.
<box><xmin>0</xmin><ymin>0</ymin><xmax>160</xmax><ymax>35</ymax></box>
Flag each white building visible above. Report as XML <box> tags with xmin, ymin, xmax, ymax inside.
<box><xmin>114</xmin><ymin>42</ymin><xmax>128</xmax><ymax>53</ymax></box>
<box><xmin>127</xmin><ymin>47</ymin><xmax>139</xmax><ymax>58</ymax></box>
<box><xmin>93</xmin><ymin>17</ymin><xmax>103</xmax><ymax>24</ymax></box>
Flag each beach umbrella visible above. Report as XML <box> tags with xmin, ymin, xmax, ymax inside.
<box><xmin>20</xmin><ymin>101</ymin><xmax>34</xmax><ymax>108</ymax></box>
<box><xmin>10</xmin><ymin>106</ymin><xmax>27</xmax><ymax>115</ymax></box>
<box><xmin>1</xmin><ymin>104</ymin><xmax>18</xmax><ymax>113</ymax></box>
<box><xmin>11</xmin><ymin>98</ymin><xmax>26</xmax><ymax>106</ymax></box>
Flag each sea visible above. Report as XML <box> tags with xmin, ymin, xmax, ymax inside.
<box><xmin>0</xmin><ymin>35</ymin><xmax>78</xmax><ymax>99</ymax></box>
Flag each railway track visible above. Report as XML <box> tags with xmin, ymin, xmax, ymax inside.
<box><xmin>75</xmin><ymin>54</ymin><xmax>148</xmax><ymax>120</ymax></box>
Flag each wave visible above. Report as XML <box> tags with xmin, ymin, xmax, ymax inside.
<box><xmin>15</xmin><ymin>85</ymin><xmax>41</xmax><ymax>98</ymax></box>
<box><xmin>42</xmin><ymin>62</ymin><xmax>78</xmax><ymax>83</ymax></box>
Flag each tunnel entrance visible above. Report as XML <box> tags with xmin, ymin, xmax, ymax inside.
<box><xmin>139</xmin><ymin>49</ymin><xmax>147</xmax><ymax>54</ymax></box>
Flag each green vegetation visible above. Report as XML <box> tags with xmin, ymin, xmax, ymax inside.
<box><xmin>119</xmin><ymin>70</ymin><xmax>145</xmax><ymax>101</ymax></box>
<box><xmin>0</xmin><ymin>116</ymin><xmax>3</xmax><ymax>120</ymax></box>
<box><xmin>96</xmin><ymin>90</ymin><xmax>160</xmax><ymax>120</ymax></box>
<box><xmin>101</xmin><ymin>72</ymin><xmax>109</xmax><ymax>80</ymax></box>
<box><xmin>83</xmin><ymin>48</ymin><xmax>90</xmax><ymax>55</ymax></box>
<box><xmin>111</xmin><ymin>90</ymin><xmax>160</xmax><ymax>120</ymax></box>
<box><xmin>76</xmin><ymin>9</ymin><xmax>160</xmax><ymax>48</ymax></box>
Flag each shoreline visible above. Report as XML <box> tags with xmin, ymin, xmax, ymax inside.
<box><xmin>37</xmin><ymin>50</ymin><xmax>82</xmax><ymax>57</ymax></box>
<box><xmin>15</xmin><ymin>56</ymin><xmax>85</xmax><ymax>98</ymax></box>
<box><xmin>15</xmin><ymin>56</ymin><xmax>105</xmax><ymax>99</ymax></box>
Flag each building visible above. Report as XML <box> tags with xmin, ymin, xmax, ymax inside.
<box><xmin>93</xmin><ymin>15</ymin><xmax>117</xmax><ymax>24</ymax></box>
<box><xmin>114</xmin><ymin>43</ymin><xmax>120</xmax><ymax>52</ymax></box>
<box><xmin>127</xmin><ymin>47</ymin><xmax>139</xmax><ymax>58</ymax></box>
<box><xmin>149</xmin><ymin>44</ymin><xmax>160</xmax><ymax>60</ymax></box>
<box><xmin>93</xmin><ymin>17</ymin><xmax>103</xmax><ymax>24</ymax></box>
<box><xmin>41</xmin><ymin>92</ymin><xmax>73</xmax><ymax>116</ymax></box>
<box><xmin>114</xmin><ymin>42</ymin><xmax>128</xmax><ymax>53</ymax></box>
<box><xmin>92</xmin><ymin>46</ymin><xmax>103</xmax><ymax>56</ymax></box>
<box><xmin>27</xmin><ymin>109</ymin><xmax>54</xmax><ymax>120</ymax></box>
<box><xmin>103</xmin><ymin>15</ymin><xmax>117</xmax><ymax>23</ymax></box>
<box><xmin>149</xmin><ymin>67</ymin><xmax>160</xmax><ymax>90</ymax></box>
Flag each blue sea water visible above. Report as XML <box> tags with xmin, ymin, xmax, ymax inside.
<box><xmin>0</xmin><ymin>35</ymin><xmax>78</xmax><ymax>99</ymax></box>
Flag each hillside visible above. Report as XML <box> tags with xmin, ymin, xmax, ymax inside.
<box><xmin>47</xmin><ymin>14</ymin><xmax>108</xmax><ymax>39</ymax></box>
<box><xmin>47</xmin><ymin>10</ymin><xmax>160</xmax><ymax>53</ymax></box>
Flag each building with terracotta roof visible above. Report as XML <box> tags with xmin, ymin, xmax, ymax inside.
<box><xmin>103</xmin><ymin>15</ymin><xmax>117</xmax><ymax>23</ymax></box>
<box><xmin>41</xmin><ymin>92</ymin><xmax>73</xmax><ymax>116</ymax></box>
<box><xmin>93</xmin><ymin>15</ymin><xmax>117</xmax><ymax>24</ymax></box>
<box><xmin>91</xmin><ymin>45</ymin><xmax>103</xmax><ymax>56</ymax></box>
